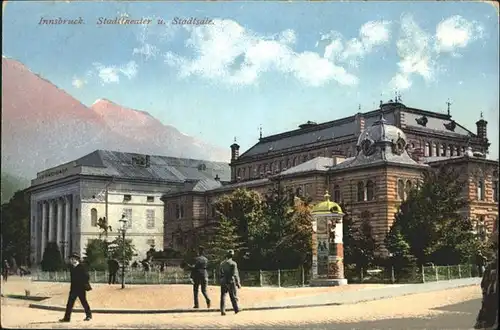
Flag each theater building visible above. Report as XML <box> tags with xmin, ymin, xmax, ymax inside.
<box><xmin>28</xmin><ymin>100</ymin><xmax>499</xmax><ymax>261</ymax></box>
<box><xmin>162</xmin><ymin>100</ymin><xmax>498</xmax><ymax>252</ymax></box>
<box><xmin>27</xmin><ymin>150</ymin><xmax>230</xmax><ymax>263</ymax></box>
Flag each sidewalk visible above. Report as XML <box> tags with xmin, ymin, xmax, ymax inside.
<box><xmin>27</xmin><ymin>278</ymin><xmax>481</xmax><ymax>314</ymax></box>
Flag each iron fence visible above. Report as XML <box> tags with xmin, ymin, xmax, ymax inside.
<box><xmin>31</xmin><ymin>263</ymin><xmax>480</xmax><ymax>286</ymax></box>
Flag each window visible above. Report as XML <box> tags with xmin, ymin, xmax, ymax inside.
<box><xmin>357</xmin><ymin>181</ymin><xmax>365</xmax><ymax>202</ymax></box>
<box><xmin>477</xmin><ymin>215</ymin><xmax>487</xmax><ymax>241</ymax></box>
<box><xmin>449</xmin><ymin>145</ymin><xmax>454</xmax><ymax>156</ymax></box>
<box><xmin>237</xmin><ymin>168</ymin><xmax>241</xmax><ymax>178</ymax></box>
<box><xmin>366</xmin><ymin>180</ymin><xmax>375</xmax><ymax>201</ymax></box>
<box><xmin>146</xmin><ymin>239</ymin><xmax>155</xmax><ymax>248</ymax></box>
<box><xmin>123</xmin><ymin>208</ymin><xmax>132</xmax><ymax>228</ymax></box>
<box><xmin>302</xmin><ymin>155</ymin><xmax>308</xmax><ymax>163</ymax></box>
<box><xmin>124</xmin><ymin>194</ymin><xmax>132</xmax><ymax>202</ymax></box>
<box><xmin>333</xmin><ymin>185</ymin><xmax>341</xmax><ymax>203</ymax></box>
<box><xmin>424</xmin><ymin>142</ymin><xmax>430</xmax><ymax>157</ymax></box>
<box><xmin>146</xmin><ymin>209</ymin><xmax>155</xmax><ymax>229</ymax></box>
<box><xmin>397</xmin><ymin>179</ymin><xmax>405</xmax><ymax>200</ymax></box>
<box><xmin>440</xmin><ymin>144</ymin><xmax>445</xmax><ymax>156</ymax></box>
<box><xmin>147</xmin><ymin>196</ymin><xmax>155</xmax><ymax>203</ymax></box>
<box><xmin>175</xmin><ymin>204</ymin><xmax>180</xmax><ymax>219</ymax></box>
<box><xmin>211</xmin><ymin>206</ymin><xmax>216</xmax><ymax>218</ymax></box>
<box><xmin>456</xmin><ymin>147</ymin><xmax>461</xmax><ymax>156</ymax></box>
<box><xmin>405</xmin><ymin>180</ymin><xmax>413</xmax><ymax>198</ymax></box>
<box><xmin>493</xmin><ymin>181</ymin><xmax>498</xmax><ymax>203</ymax></box>
<box><xmin>180</xmin><ymin>205</ymin><xmax>185</xmax><ymax>218</ymax></box>
<box><xmin>432</xmin><ymin>143</ymin><xmax>437</xmax><ymax>157</ymax></box>
<box><xmin>90</xmin><ymin>208</ymin><xmax>98</xmax><ymax>227</ymax></box>
<box><xmin>477</xmin><ymin>180</ymin><xmax>485</xmax><ymax>201</ymax></box>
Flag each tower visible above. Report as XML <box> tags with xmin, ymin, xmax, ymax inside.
<box><xmin>476</xmin><ymin>112</ymin><xmax>488</xmax><ymax>140</ymax></box>
<box><xmin>230</xmin><ymin>137</ymin><xmax>240</xmax><ymax>161</ymax></box>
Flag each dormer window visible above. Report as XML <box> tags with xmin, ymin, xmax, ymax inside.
<box><xmin>124</xmin><ymin>194</ymin><xmax>132</xmax><ymax>202</ymax></box>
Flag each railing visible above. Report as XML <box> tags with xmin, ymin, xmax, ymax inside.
<box><xmin>32</xmin><ymin>267</ymin><xmax>310</xmax><ymax>287</ymax></box>
<box><xmin>344</xmin><ymin>263</ymin><xmax>481</xmax><ymax>284</ymax></box>
<box><xmin>31</xmin><ymin>264</ymin><xmax>479</xmax><ymax>286</ymax></box>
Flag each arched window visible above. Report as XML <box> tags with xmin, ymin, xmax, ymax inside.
<box><xmin>456</xmin><ymin>147</ymin><xmax>461</xmax><ymax>156</ymax></box>
<box><xmin>493</xmin><ymin>180</ymin><xmax>498</xmax><ymax>203</ymax></box>
<box><xmin>257</xmin><ymin>165</ymin><xmax>262</xmax><ymax>176</ymax></box>
<box><xmin>293</xmin><ymin>157</ymin><xmax>297</xmax><ymax>166</ymax></box>
<box><xmin>333</xmin><ymin>185</ymin><xmax>341</xmax><ymax>202</ymax></box>
<box><xmin>448</xmin><ymin>145</ymin><xmax>453</xmax><ymax>156</ymax></box>
<box><xmin>286</xmin><ymin>159</ymin><xmax>291</xmax><ymax>169</ymax></box>
<box><xmin>405</xmin><ymin>180</ymin><xmax>412</xmax><ymax>199</ymax></box>
<box><xmin>366</xmin><ymin>180</ymin><xmax>375</xmax><ymax>201</ymax></box>
<box><xmin>440</xmin><ymin>144</ymin><xmax>445</xmax><ymax>156</ymax></box>
<box><xmin>237</xmin><ymin>168</ymin><xmax>241</xmax><ymax>178</ymax></box>
<box><xmin>242</xmin><ymin>168</ymin><xmax>246</xmax><ymax>178</ymax></box>
<box><xmin>357</xmin><ymin>181</ymin><xmax>365</xmax><ymax>202</ymax></box>
<box><xmin>477</xmin><ymin>180</ymin><xmax>485</xmax><ymax>201</ymax></box>
<box><xmin>397</xmin><ymin>179</ymin><xmax>405</xmax><ymax>200</ymax></box>
<box><xmin>91</xmin><ymin>208</ymin><xmax>98</xmax><ymax>227</ymax></box>
<box><xmin>302</xmin><ymin>155</ymin><xmax>308</xmax><ymax>163</ymax></box>
<box><xmin>424</xmin><ymin>142</ymin><xmax>430</xmax><ymax>157</ymax></box>
<box><xmin>432</xmin><ymin>143</ymin><xmax>437</xmax><ymax>157</ymax></box>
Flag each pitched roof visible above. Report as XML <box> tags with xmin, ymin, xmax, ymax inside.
<box><xmin>279</xmin><ymin>157</ymin><xmax>335</xmax><ymax>176</ymax></box>
<box><xmin>74</xmin><ymin>150</ymin><xmax>230</xmax><ymax>182</ymax></box>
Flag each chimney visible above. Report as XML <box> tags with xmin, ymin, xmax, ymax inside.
<box><xmin>230</xmin><ymin>137</ymin><xmax>240</xmax><ymax>161</ymax></box>
<box><xmin>355</xmin><ymin>112</ymin><xmax>365</xmax><ymax>136</ymax></box>
<box><xmin>476</xmin><ymin>113</ymin><xmax>488</xmax><ymax>140</ymax></box>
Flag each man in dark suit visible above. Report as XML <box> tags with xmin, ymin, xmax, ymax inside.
<box><xmin>219</xmin><ymin>249</ymin><xmax>241</xmax><ymax>316</ymax></box>
<box><xmin>190</xmin><ymin>246</ymin><xmax>211</xmax><ymax>309</ymax></box>
<box><xmin>59</xmin><ymin>253</ymin><xmax>92</xmax><ymax>322</ymax></box>
<box><xmin>107</xmin><ymin>258</ymin><xmax>119</xmax><ymax>285</ymax></box>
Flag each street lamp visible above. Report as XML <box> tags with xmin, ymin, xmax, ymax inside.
<box><xmin>118</xmin><ymin>215</ymin><xmax>128</xmax><ymax>289</ymax></box>
<box><xmin>388</xmin><ymin>253</ymin><xmax>395</xmax><ymax>284</ymax></box>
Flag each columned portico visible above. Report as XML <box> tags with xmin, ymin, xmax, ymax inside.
<box><xmin>32</xmin><ymin>194</ymin><xmax>76</xmax><ymax>263</ymax></box>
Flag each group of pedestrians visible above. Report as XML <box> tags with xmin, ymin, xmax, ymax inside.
<box><xmin>188</xmin><ymin>247</ymin><xmax>241</xmax><ymax>315</ymax></box>
<box><xmin>58</xmin><ymin>246</ymin><xmax>241</xmax><ymax>322</ymax></box>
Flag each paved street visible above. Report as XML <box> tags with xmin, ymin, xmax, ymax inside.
<box><xmin>1</xmin><ymin>285</ymin><xmax>482</xmax><ymax>329</ymax></box>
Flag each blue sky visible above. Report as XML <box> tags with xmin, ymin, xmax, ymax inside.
<box><xmin>3</xmin><ymin>1</ymin><xmax>499</xmax><ymax>159</ymax></box>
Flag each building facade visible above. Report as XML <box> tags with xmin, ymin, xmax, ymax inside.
<box><xmin>27</xmin><ymin>150</ymin><xmax>230</xmax><ymax>264</ymax></box>
<box><xmin>162</xmin><ymin>101</ymin><xmax>498</xmax><ymax>253</ymax></box>
<box><xmin>29</xmin><ymin>100</ymin><xmax>498</xmax><ymax>261</ymax></box>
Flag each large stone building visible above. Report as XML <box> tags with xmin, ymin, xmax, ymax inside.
<box><xmin>28</xmin><ymin>100</ymin><xmax>499</xmax><ymax>262</ymax></box>
<box><xmin>162</xmin><ymin>100</ymin><xmax>498</xmax><ymax>252</ymax></box>
<box><xmin>27</xmin><ymin>150</ymin><xmax>230</xmax><ymax>263</ymax></box>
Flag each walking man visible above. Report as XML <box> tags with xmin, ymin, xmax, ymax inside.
<box><xmin>474</xmin><ymin>232</ymin><xmax>498</xmax><ymax>330</ymax></box>
<box><xmin>219</xmin><ymin>249</ymin><xmax>241</xmax><ymax>316</ymax></box>
<box><xmin>107</xmin><ymin>258</ymin><xmax>119</xmax><ymax>285</ymax></box>
<box><xmin>59</xmin><ymin>254</ymin><xmax>92</xmax><ymax>322</ymax></box>
<box><xmin>191</xmin><ymin>246</ymin><xmax>211</xmax><ymax>309</ymax></box>
<box><xmin>2</xmin><ymin>260</ymin><xmax>10</xmax><ymax>282</ymax></box>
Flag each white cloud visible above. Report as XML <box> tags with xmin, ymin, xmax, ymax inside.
<box><xmin>163</xmin><ymin>19</ymin><xmax>359</xmax><ymax>87</ymax></box>
<box><xmin>320</xmin><ymin>20</ymin><xmax>391</xmax><ymax>67</ymax></box>
<box><xmin>92</xmin><ymin>61</ymin><xmax>138</xmax><ymax>85</ymax></box>
<box><xmin>72</xmin><ymin>77</ymin><xmax>86</xmax><ymax>88</ymax></box>
<box><xmin>434</xmin><ymin>15</ymin><xmax>484</xmax><ymax>54</ymax></box>
<box><xmin>390</xmin><ymin>14</ymin><xmax>483</xmax><ymax>91</ymax></box>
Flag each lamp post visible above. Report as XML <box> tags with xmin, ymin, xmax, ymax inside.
<box><xmin>119</xmin><ymin>215</ymin><xmax>128</xmax><ymax>289</ymax></box>
<box><xmin>389</xmin><ymin>253</ymin><xmax>395</xmax><ymax>284</ymax></box>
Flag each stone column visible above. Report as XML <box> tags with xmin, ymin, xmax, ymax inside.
<box><xmin>48</xmin><ymin>200</ymin><xmax>55</xmax><ymax>242</ymax></box>
<box><xmin>57</xmin><ymin>198</ymin><xmax>63</xmax><ymax>249</ymax></box>
<box><xmin>41</xmin><ymin>201</ymin><xmax>48</xmax><ymax>255</ymax></box>
<box><xmin>64</xmin><ymin>196</ymin><xmax>71</xmax><ymax>259</ymax></box>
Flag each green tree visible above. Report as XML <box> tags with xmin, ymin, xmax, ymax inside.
<box><xmin>108</xmin><ymin>236</ymin><xmax>136</xmax><ymax>266</ymax></box>
<box><xmin>205</xmin><ymin>215</ymin><xmax>244</xmax><ymax>267</ymax></box>
<box><xmin>385</xmin><ymin>224</ymin><xmax>417</xmax><ymax>279</ymax></box>
<box><xmin>41</xmin><ymin>242</ymin><xmax>64</xmax><ymax>271</ymax></box>
<box><xmin>390</xmin><ymin>166</ymin><xmax>474</xmax><ymax>266</ymax></box>
<box><xmin>1</xmin><ymin>189</ymin><xmax>30</xmax><ymax>265</ymax></box>
<box><xmin>340</xmin><ymin>204</ymin><xmax>379</xmax><ymax>276</ymax></box>
<box><xmin>83</xmin><ymin>239</ymin><xmax>109</xmax><ymax>271</ymax></box>
<box><xmin>278</xmin><ymin>197</ymin><xmax>313</xmax><ymax>270</ymax></box>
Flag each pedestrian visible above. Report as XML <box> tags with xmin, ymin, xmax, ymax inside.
<box><xmin>190</xmin><ymin>246</ymin><xmax>211</xmax><ymax>309</ymax></box>
<box><xmin>219</xmin><ymin>249</ymin><xmax>241</xmax><ymax>316</ymax></box>
<box><xmin>59</xmin><ymin>253</ymin><xmax>92</xmax><ymax>323</ymax></box>
<box><xmin>107</xmin><ymin>258</ymin><xmax>119</xmax><ymax>285</ymax></box>
<box><xmin>474</xmin><ymin>232</ymin><xmax>498</xmax><ymax>330</ymax></box>
<box><xmin>2</xmin><ymin>260</ymin><xmax>10</xmax><ymax>282</ymax></box>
